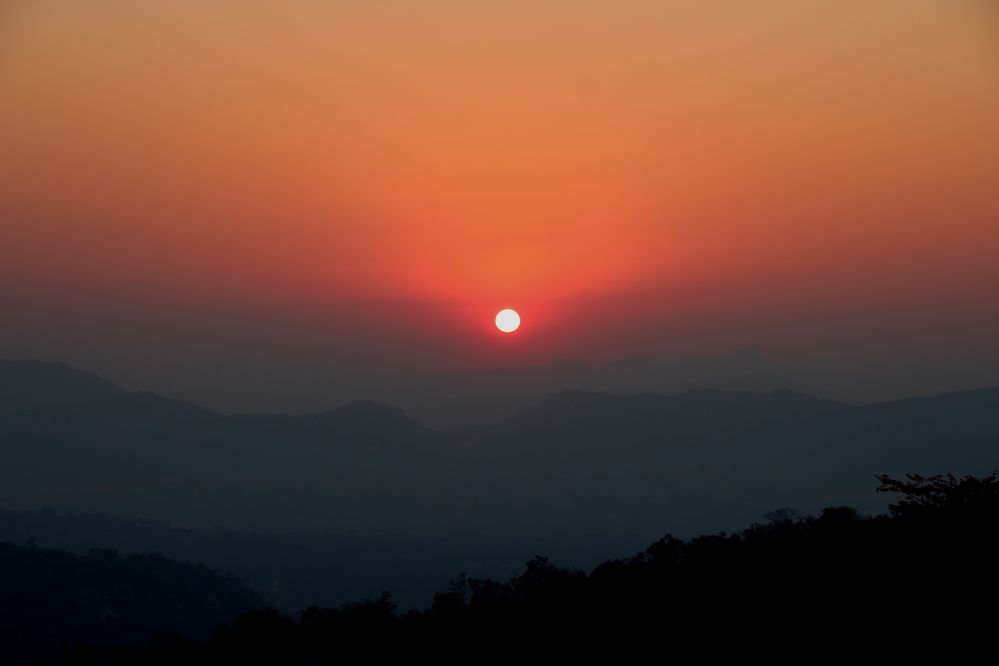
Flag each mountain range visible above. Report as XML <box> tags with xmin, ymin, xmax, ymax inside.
<box><xmin>2</xmin><ymin>359</ymin><xmax>998</xmax><ymax>539</ymax></box>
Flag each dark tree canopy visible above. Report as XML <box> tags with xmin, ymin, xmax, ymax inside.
<box><xmin>8</xmin><ymin>473</ymin><xmax>995</xmax><ymax>664</ymax></box>
<box><xmin>877</xmin><ymin>472</ymin><xmax>999</xmax><ymax>517</ymax></box>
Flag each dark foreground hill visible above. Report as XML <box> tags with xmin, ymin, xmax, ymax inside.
<box><xmin>0</xmin><ymin>508</ymin><xmax>643</xmax><ymax>612</ymax></box>
<box><xmin>2</xmin><ymin>360</ymin><xmax>999</xmax><ymax>537</ymax></box>
<box><xmin>34</xmin><ymin>474</ymin><xmax>999</xmax><ymax>664</ymax></box>
<box><xmin>0</xmin><ymin>542</ymin><xmax>264</xmax><ymax>663</ymax></box>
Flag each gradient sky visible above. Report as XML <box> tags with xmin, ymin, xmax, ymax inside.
<box><xmin>1</xmin><ymin>0</ymin><xmax>997</xmax><ymax>401</ymax></box>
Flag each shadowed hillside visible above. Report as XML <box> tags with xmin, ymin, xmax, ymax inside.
<box><xmin>0</xmin><ymin>508</ymin><xmax>643</xmax><ymax>612</ymax></box>
<box><xmin>27</xmin><ymin>474</ymin><xmax>999</xmax><ymax>664</ymax></box>
<box><xmin>0</xmin><ymin>542</ymin><xmax>264</xmax><ymax>663</ymax></box>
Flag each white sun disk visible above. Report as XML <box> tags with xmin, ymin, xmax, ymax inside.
<box><xmin>495</xmin><ymin>308</ymin><xmax>521</xmax><ymax>333</ymax></box>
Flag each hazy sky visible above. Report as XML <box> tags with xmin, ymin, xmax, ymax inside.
<box><xmin>1</xmin><ymin>1</ymin><xmax>997</xmax><ymax>398</ymax></box>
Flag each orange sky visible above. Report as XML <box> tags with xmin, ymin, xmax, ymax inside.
<box><xmin>1</xmin><ymin>0</ymin><xmax>998</xmax><ymax>382</ymax></box>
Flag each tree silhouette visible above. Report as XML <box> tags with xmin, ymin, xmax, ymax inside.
<box><xmin>10</xmin><ymin>473</ymin><xmax>999</xmax><ymax>664</ymax></box>
<box><xmin>876</xmin><ymin>472</ymin><xmax>999</xmax><ymax>516</ymax></box>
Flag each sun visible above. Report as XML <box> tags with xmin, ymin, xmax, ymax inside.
<box><xmin>495</xmin><ymin>308</ymin><xmax>521</xmax><ymax>333</ymax></box>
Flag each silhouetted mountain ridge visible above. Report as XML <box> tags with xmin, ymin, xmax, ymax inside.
<box><xmin>365</xmin><ymin>348</ymin><xmax>811</xmax><ymax>426</ymax></box>
<box><xmin>0</xmin><ymin>360</ymin><xmax>128</xmax><ymax>416</ymax></box>
<box><xmin>2</xmin><ymin>359</ymin><xmax>998</xmax><ymax>537</ymax></box>
<box><xmin>0</xmin><ymin>353</ymin><xmax>812</xmax><ymax>428</ymax></box>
